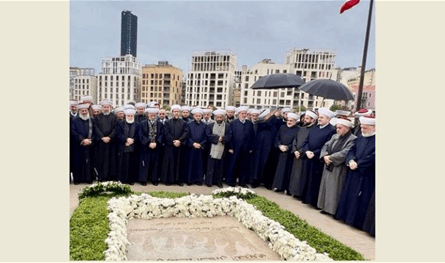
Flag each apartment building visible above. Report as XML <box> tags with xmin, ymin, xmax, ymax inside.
<box><xmin>141</xmin><ymin>61</ymin><xmax>183</xmax><ymax>107</ymax></box>
<box><xmin>97</xmin><ymin>54</ymin><xmax>141</xmax><ymax>106</ymax></box>
<box><xmin>185</xmin><ymin>50</ymin><xmax>237</xmax><ymax>108</ymax></box>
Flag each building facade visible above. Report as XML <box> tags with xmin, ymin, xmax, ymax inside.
<box><xmin>185</xmin><ymin>50</ymin><xmax>237</xmax><ymax>108</ymax></box>
<box><xmin>70</xmin><ymin>67</ymin><xmax>95</xmax><ymax>100</ymax></box>
<box><xmin>121</xmin><ymin>10</ymin><xmax>138</xmax><ymax>58</ymax></box>
<box><xmin>232</xmin><ymin>70</ymin><xmax>242</xmax><ymax>107</ymax></box>
<box><xmin>141</xmin><ymin>61</ymin><xmax>183</xmax><ymax>107</ymax></box>
<box><xmin>239</xmin><ymin>48</ymin><xmax>338</xmax><ymax>111</ymax></box>
<box><xmin>71</xmin><ymin>68</ymin><xmax>97</xmax><ymax>102</ymax></box>
<box><xmin>97</xmin><ymin>54</ymin><xmax>141</xmax><ymax>106</ymax></box>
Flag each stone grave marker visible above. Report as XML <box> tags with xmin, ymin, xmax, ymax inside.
<box><xmin>126</xmin><ymin>216</ymin><xmax>282</xmax><ymax>261</ymax></box>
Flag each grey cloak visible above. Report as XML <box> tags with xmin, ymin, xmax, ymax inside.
<box><xmin>317</xmin><ymin>133</ymin><xmax>357</xmax><ymax>214</ymax></box>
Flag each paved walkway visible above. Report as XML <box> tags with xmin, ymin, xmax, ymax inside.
<box><xmin>70</xmin><ymin>183</ymin><xmax>375</xmax><ymax>260</ymax></box>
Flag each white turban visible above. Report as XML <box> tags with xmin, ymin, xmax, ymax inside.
<box><xmin>259</xmin><ymin>109</ymin><xmax>270</xmax><ymax>120</ymax></box>
<box><xmin>359</xmin><ymin>116</ymin><xmax>375</xmax><ymax>125</ymax></box>
<box><xmin>145</xmin><ymin>108</ymin><xmax>159</xmax><ymax>114</ymax></box>
<box><xmin>305</xmin><ymin>110</ymin><xmax>318</xmax><ymax>120</ymax></box>
<box><xmin>213</xmin><ymin>110</ymin><xmax>226</xmax><ymax>116</ymax></box>
<box><xmin>77</xmin><ymin>104</ymin><xmax>89</xmax><ymax>110</ymax></box>
<box><xmin>281</xmin><ymin>108</ymin><xmax>292</xmax><ymax>113</ymax></box>
<box><xmin>236</xmin><ymin>106</ymin><xmax>249</xmax><ymax>113</ymax></box>
<box><xmin>287</xmin><ymin>113</ymin><xmax>299</xmax><ymax>120</ymax></box>
<box><xmin>336</xmin><ymin>118</ymin><xmax>354</xmax><ymax>128</ymax></box>
<box><xmin>191</xmin><ymin>108</ymin><xmax>204</xmax><ymax>115</ymax></box>
<box><xmin>318</xmin><ymin>108</ymin><xmax>335</xmax><ymax>119</ymax></box>
<box><xmin>81</xmin><ymin>96</ymin><xmax>92</xmax><ymax>101</ymax></box>
<box><xmin>135</xmin><ymin>102</ymin><xmax>146</xmax><ymax>109</ymax></box>
<box><xmin>124</xmin><ymin>109</ymin><xmax>136</xmax><ymax>115</ymax></box>
<box><xmin>171</xmin><ymin>105</ymin><xmax>181</xmax><ymax>111</ymax></box>
<box><xmin>92</xmin><ymin>105</ymin><xmax>102</xmax><ymax>111</ymax></box>
<box><xmin>225</xmin><ymin>106</ymin><xmax>236</xmax><ymax>111</ymax></box>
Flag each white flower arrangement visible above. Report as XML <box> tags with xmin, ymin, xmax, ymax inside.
<box><xmin>104</xmin><ymin>190</ymin><xmax>332</xmax><ymax>261</ymax></box>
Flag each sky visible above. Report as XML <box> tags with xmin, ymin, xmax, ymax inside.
<box><xmin>70</xmin><ymin>1</ymin><xmax>375</xmax><ymax>76</ymax></box>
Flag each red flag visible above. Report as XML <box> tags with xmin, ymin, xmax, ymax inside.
<box><xmin>340</xmin><ymin>0</ymin><xmax>360</xmax><ymax>14</ymax></box>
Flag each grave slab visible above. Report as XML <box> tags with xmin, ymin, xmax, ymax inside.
<box><xmin>126</xmin><ymin>216</ymin><xmax>282</xmax><ymax>261</ymax></box>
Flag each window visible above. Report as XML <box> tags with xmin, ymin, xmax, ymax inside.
<box><xmin>257</xmin><ymin>99</ymin><xmax>261</xmax><ymax>104</ymax></box>
<box><xmin>276</xmin><ymin>69</ymin><xmax>279</xmax><ymax>73</ymax></box>
<box><xmin>273</xmin><ymin>92</ymin><xmax>278</xmax><ymax>97</ymax></box>
<box><xmin>110</xmin><ymin>76</ymin><xmax>113</xmax><ymax>81</ymax></box>
<box><xmin>283</xmin><ymin>70</ymin><xmax>287</xmax><ymax>73</ymax></box>
<box><xmin>257</xmin><ymin>91</ymin><xmax>261</xmax><ymax>96</ymax></box>
<box><xmin>245</xmin><ymin>76</ymin><xmax>249</xmax><ymax>81</ymax></box>
<box><xmin>244</xmin><ymin>98</ymin><xmax>247</xmax><ymax>104</ymax></box>
<box><xmin>287</xmin><ymin>90</ymin><xmax>292</xmax><ymax>96</ymax></box>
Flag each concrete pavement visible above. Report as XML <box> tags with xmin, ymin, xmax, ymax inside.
<box><xmin>70</xmin><ymin>183</ymin><xmax>375</xmax><ymax>260</ymax></box>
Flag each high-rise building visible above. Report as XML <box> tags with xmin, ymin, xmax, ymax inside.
<box><xmin>71</xmin><ymin>68</ymin><xmax>97</xmax><ymax>102</ymax></box>
<box><xmin>141</xmin><ymin>61</ymin><xmax>183</xmax><ymax>107</ymax></box>
<box><xmin>240</xmin><ymin>48</ymin><xmax>338</xmax><ymax>111</ymax></box>
<box><xmin>97</xmin><ymin>54</ymin><xmax>141</xmax><ymax>106</ymax></box>
<box><xmin>121</xmin><ymin>10</ymin><xmax>138</xmax><ymax>58</ymax></box>
<box><xmin>186</xmin><ymin>50</ymin><xmax>237</xmax><ymax>108</ymax></box>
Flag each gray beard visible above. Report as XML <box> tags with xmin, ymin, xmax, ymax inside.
<box><xmin>80</xmin><ymin>114</ymin><xmax>89</xmax><ymax>121</ymax></box>
<box><xmin>126</xmin><ymin>119</ymin><xmax>134</xmax><ymax>124</ymax></box>
<box><xmin>103</xmin><ymin>111</ymin><xmax>110</xmax><ymax>115</ymax></box>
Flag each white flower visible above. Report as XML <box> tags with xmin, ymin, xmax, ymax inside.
<box><xmin>103</xmin><ymin>193</ymin><xmax>332</xmax><ymax>261</ymax></box>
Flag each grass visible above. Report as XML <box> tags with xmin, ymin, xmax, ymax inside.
<box><xmin>70</xmin><ymin>189</ymin><xmax>365</xmax><ymax>261</ymax></box>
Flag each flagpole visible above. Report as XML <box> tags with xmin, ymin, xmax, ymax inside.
<box><xmin>355</xmin><ymin>0</ymin><xmax>374</xmax><ymax>112</ymax></box>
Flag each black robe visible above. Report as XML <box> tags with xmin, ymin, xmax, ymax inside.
<box><xmin>336</xmin><ymin>134</ymin><xmax>375</xmax><ymax>229</ymax></box>
<box><xmin>272</xmin><ymin>124</ymin><xmax>300</xmax><ymax>191</ymax></box>
<box><xmin>262</xmin><ymin>116</ymin><xmax>285</xmax><ymax>188</ymax></box>
<box><xmin>69</xmin><ymin>112</ymin><xmax>78</xmax><ymax>181</ymax></box>
<box><xmin>249</xmin><ymin>119</ymin><xmax>275</xmax><ymax>186</ymax></box>
<box><xmin>288</xmin><ymin>123</ymin><xmax>317</xmax><ymax>196</ymax></box>
<box><xmin>138</xmin><ymin>119</ymin><xmax>163</xmax><ymax>184</ymax></box>
<box><xmin>300</xmin><ymin>124</ymin><xmax>336</xmax><ymax>206</ymax></box>
<box><xmin>202</xmin><ymin>119</ymin><xmax>215</xmax><ymax>175</ymax></box>
<box><xmin>362</xmin><ymin>190</ymin><xmax>375</xmax><ymax>236</ymax></box>
<box><xmin>71</xmin><ymin>116</ymin><xmax>95</xmax><ymax>184</ymax></box>
<box><xmin>135</xmin><ymin>113</ymin><xmax>147</xmax><ymax>123</ymax></box>
<box><xmin>206</xmin><ymin>122</ymin><xmax>231</xmax><ymax>186</ymax></box>
<box><xmin>116</xmin><ymin>121</ymin><xmax>140</xmax><ymax>184</ymax></box>
<box><xmin>224</xmin><ymin>119</ymin><xmax>254</xmax><ymax>186</ymax></box>
<box><xmin>184</xmin><ymin>121</ymin><xmax>211</xmax><ymax>184</ymax></box>
<box><xmin>160</xmin><ymin>118</ymin><xmax>188</xmax><ymax>184</ymax></box>
<box><xmin>156</xmin><ymin>119</ymin><xmax>167</xmax><ymax>177</ymax></box>
<box><xmin>93</xmin><ymin>113</ymin><xmax>118</xmax><ymax>181</ymax></box>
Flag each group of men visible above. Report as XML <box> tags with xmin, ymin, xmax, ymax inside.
<box><xmin>69</xmin><ymin>95</ymin><xmax>375</xmax><ymax>236</ymax></box>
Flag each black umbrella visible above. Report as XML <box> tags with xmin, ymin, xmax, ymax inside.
<box><xmin>298</xmin><ymin>79</ymin><xmax>354</xmax><ymax>101</ymax></box>
<box><xmin>251</xmin><ymin>73</ymin><xmax>305</xmax><ymax>89</ymax></box>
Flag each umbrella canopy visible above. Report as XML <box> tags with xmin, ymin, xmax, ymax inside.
<box><xmin>298</xmin><ymin>79</ymin><xmax>354</xmax><ymax>101</ymax></box>
<box><xmin>251</xmin><ymin>73</ymin><xmax>305</xmax><ymax>89</ymax></box>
